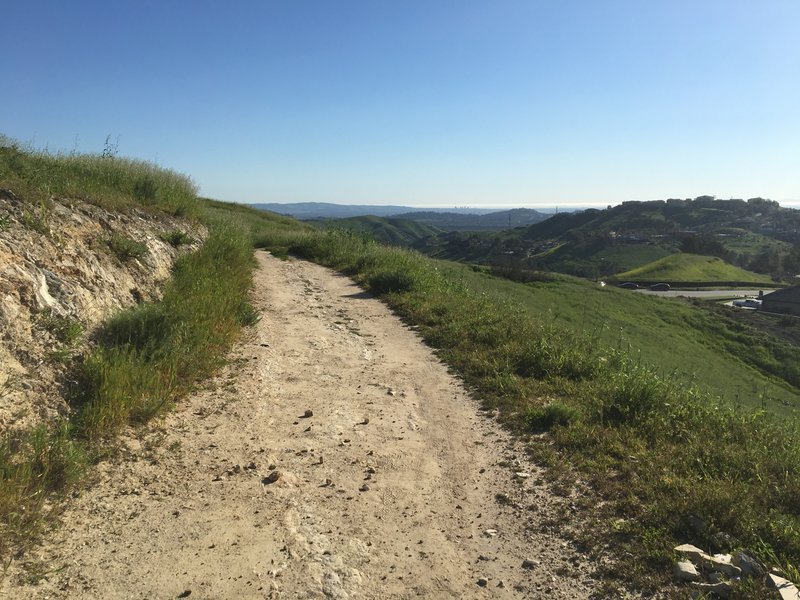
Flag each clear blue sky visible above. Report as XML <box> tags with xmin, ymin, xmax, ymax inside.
<box><xmin>4</xmin><ymin>1</ymin><xmax>799</xmax><ymax>207</ymax></box>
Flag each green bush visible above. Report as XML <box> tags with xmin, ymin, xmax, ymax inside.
<box><xmin>106</xmin><ymin>233</ymin><xmax>148</xmax><ymax>261</ymax></box>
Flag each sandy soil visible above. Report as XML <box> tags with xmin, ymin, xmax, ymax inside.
<box><xmin>2</xmin><ymin>252</ymin><xmax>599</xmax><ymax>599</ymax></box>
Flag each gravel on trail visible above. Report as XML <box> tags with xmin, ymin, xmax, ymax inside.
<box><xmin>2</xmin><ymin>251</ymin><xmax>600</xmax><ymax>599</ymax></box>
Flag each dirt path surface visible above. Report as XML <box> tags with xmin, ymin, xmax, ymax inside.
<box><xmin>3</xmin><ymin>252</ymin><xmax>599</xmax><ymax>599</ymax></box>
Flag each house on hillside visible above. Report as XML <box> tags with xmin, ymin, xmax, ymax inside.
<box><xmin>761</xmin><ymin>285</ymin><xmax>800</xmax><ymax>316</ymax></box>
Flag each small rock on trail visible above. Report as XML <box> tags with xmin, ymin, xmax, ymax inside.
<box><xmin>1</xmin><ymin>252</ymin><xmax>603</xmax><ymax>600</ymax></box>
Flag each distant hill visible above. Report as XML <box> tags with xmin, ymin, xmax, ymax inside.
<box><xmin>611</xmin><ymin>253</ymin><xmax>775</xmax><ymax>284</ymax></box>
<box><xmin>522</xmin><ymin>197</ymin><xmax>800</xmax><ymax>240</ymax></box>
<box><xmin>250</xmin><ymin>202</ymin><xmax>498</xmax><ymax>220</ymax></box>
<box><xmin>312</xmin><ymin>216</ymin><xmax>443</xmax><ymax>246</ymax></box>
<box><xmin>393</xmin><ymin>208</ymin><xmax>549</xmax><ymax>231</ymax></box>
<box><xmin>419</xmin><ymin>197</ymin><xmax>800</xmax><ymax>282</ymax></box>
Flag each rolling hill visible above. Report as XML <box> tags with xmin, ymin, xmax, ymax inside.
<box><xmin>611</xmin><ymin>253</ymin><xmax>775</xmax><ymax>284</ymax></box>
<box><xmin>392</xmin><ymin>207</ymin><xmax>549</xmax><ymax>230</ymax></box>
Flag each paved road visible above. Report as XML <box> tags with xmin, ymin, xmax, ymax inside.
<box><xmin>632</xmin><ymin>288</ymin><xmax>769</xmax><ymax>299</ymax></box>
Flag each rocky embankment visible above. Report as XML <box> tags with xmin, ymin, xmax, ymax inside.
<box><xmin>0</xmin><ymin>189</ymin><xmax>204</xmax><ymax>435</ymax></box>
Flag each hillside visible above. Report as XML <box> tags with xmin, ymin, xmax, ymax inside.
<box><xmin>393</xmin><ymin>207</ymin><xmax>549</xmax><ymax>230</ymax></box>
<box><xmin>250</xmin><ymin>201</ymin><xmax>497</xmax><ymax>219</ymax></box>
<box><xmin>251</xmin><ymin>225</ymin><xmax>800</xmax><ymax>595</ymax></box>
<box><xmin>416</xmin><ymin>197</ymin><xmax>800</xmax><ymax>282</ymax></box>
<box><xmin>613</xmin><ymin>253</ymin><xmax>775</xmax><ymax>284</ymax></box>
<box><xmin>310</xmin><ymin>215</ymin><xmax>443</xmax><ymax>245</ymax></box>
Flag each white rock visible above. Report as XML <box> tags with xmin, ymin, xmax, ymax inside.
<box><xmin>769</xmin><ymin>573</ymin><xmax>800</xmax><ymax>600</ymax></box>
<box><xmin>674</xmin><ymin>560</ymin><xmax>700</xmax><ymax>582</ymax></box>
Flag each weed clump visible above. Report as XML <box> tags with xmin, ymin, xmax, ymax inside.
<box><xmin>525</xmin><ymin>402</ymin><xmax>579</xmax><ymax>431</ymax></box>
<box><xmin>106</xmin><ymin>233</ymin><xmax>148</xmax><ymax>261</ymax></box>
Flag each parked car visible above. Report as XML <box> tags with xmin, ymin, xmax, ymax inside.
<box><xmin>649</xmin><ymin>283</ymin><xmax>671</xmax><ymax>291</ymax></box>
<box><xmin>618</xmin><ymin>282</ymin><xmax>638</xmax><ymax>289</ymax></box>
<box><xmin>733</xmin><ymin>298</ymin><xmax>761</xmax><ymax>309</ymax></box>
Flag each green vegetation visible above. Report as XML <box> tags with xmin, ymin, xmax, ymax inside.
<box><xmin>3</xmin><ymin>135</ymin><xmax>799</xmax><ymax>591</ymax></box>
<box><xmin>247</xmin><ymin>226</ymin><xmax>800</xmax><ymax>591</ymax></box>
<box><xmin>106</xmin><ymin>233</ymin><xmax>148</xmax><ymax>262</ymax></box>
<box><xmin>73</xmin><ymin>222</ymin><xmax>255</xmax><ymax>439</ymax></box>
<box><xmin>0</xmin><ymin>135</ymin><xmax>198</xmax><ymax>216</ymax></box>
<box><xmin>158</xmin><ymin>229</ymin><xmax>194</xmax><ymax>247</ymax></box>
<box><xmin>0</xmin><ymin>141</ymin><xmax>254</xmax><ymax>557</ymax></box>
<box><xmin>613</xmin><ymin>253</ymin><xmax>775</xmax><ymax>284</ymax></box>
<box><xmin>443</xmin><ymin>264</ymin><xmax>800</xmax><ymax>411</ymax></box>
<box><xmin>390</xmin><ymin>197</ymin><xmax>800</xmax><ymax>282</ymax></box>
<box><xmin>312</xmin><ymin>215</ymin><xmax>442</xmax><ymax>246</ymax></box>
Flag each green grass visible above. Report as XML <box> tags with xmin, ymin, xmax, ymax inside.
<box><xmin>593</xmin><ymin>244</ymin><xmax>674</xmax><ymax>273</ymax></box>
<box><xmin>248</xmin><ymin>226</ymin><xmax>800</xmax><ymax>591</ymax></box>
<box><xmin>613</xmin><ymin>252</ymin><xmax>774</xmax><ymax>283</ymax></box>
<box><xmin>0</xmin><ymin>145</ymin><xmax>254</xmax><ymax>558</ymax></box>
<box><xmin>0</xmin><ymin>135</ymin><xmax>198</xmax><ymax>216</ymax></box>
<box><xmin>438</xmin><ymin>265</ymin><xmax>800</xmax><ymax>413</ymax></box>
<box><xmin>106</xmin><ymin>233</ymin><xmax>148</xmax><ymax>262</ymax></box>
<box><xmin>73</xmin><ymin>222</ymin><xmax>255</xmax><ymax>439</ymax></box>
<box><xmin>158</xmin><ymin>229</ymin><xmax>194</xmax><ymax>247</ymax></box>
<box><xmin>312</xmin><ymin>215</ymin><xmax>442</xmax><ymax>246</ymax></box>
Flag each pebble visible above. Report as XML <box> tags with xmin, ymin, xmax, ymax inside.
<box><xmin>522</xmin><ymin>558</ymin><xmax>539</xmax><ymax>570</ymax></box>
<box><xmin>477</xmin><ymin>577</ymin><xmax>488</xmax><ymax>587</ymax></box>
<box><xmin>263</xmin><ymin>471</ymin><xmax>281</xmax><ymax>485</ymax></box>
<box><xmin>359</xmin><ymin>484</ymin><xmax>370</xmax><ymax>492</ymax></box>
<box><xmin>302</xmin><ymin>409</ymin><xmax>313</xmax><ymax>418</ymax></box>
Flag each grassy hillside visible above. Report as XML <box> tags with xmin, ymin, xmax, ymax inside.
<box><xmin>393</xmin><ymin>207</ymin><xmax>548</xmax><ymax>230</ymax></box>
<box><xmin>248</xmin><ymin>226</ymin><xmax>800</xmax><ymax>593</ymax></box>
<box><xmin>0</xmin><ymin>140</ymin><xmax>268</xmax><ymax>557</ymax></box>
<box><xmin>613</xmin><ymin>253</ymin><xmax>775</xmax><ymax>283</ymax></box>
<box><xmin>511</xmin><ymin>198</ymin><xmax>800</xmax><ymax>281</ymax></box>
<box><xmin>528</xmin><ymin>240</ymin><xmax>675</xmax><ymax>278</ymax></box>
<box><xmin>311</xmin><ymin>215</ymin><xmax>442</xmax><ymax>245</ymax></box>
<box><xmin>0</xmin><ymin>135</ymin><xmax>197</xmax><ymax>216</ymax></box>
<box><xmin>448</xmin><ymin>264</ymin><xmax>800</xmax><ymax>412</ymax></box>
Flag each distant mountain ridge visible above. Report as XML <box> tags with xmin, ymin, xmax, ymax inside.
<box><xmin>252</xmin><ymin>203</ymin><xmax>549</xmax><ymax>231</ymax></box>
<box><xmin>392</xmin><ymin>208</ymin><xmax>548</xmax><ymax>230</ymax></box>
<box><xmin>250</xmin><ymin>202</ymin><xmax>500</xmax><ymax>220</ymax></box>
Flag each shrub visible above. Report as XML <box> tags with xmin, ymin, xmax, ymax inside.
<box><xmin>106</xmin><ymin>233</ymin><xmax>148</xmax><ymax>261</ymax></box>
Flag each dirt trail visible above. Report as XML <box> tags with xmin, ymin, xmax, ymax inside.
<box><xmin>3</xmin><ymin>252</ymin><xmax>599</xmax><ymax>599</ymax></box>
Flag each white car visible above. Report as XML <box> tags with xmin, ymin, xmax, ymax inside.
<box><xmin>732</xmin><ymin>298</ymin><xmax>761</xmax><ymax>309</ymax></box>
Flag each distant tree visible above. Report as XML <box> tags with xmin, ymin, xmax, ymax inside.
<box><xmin>679</xmin><ymin>235</ymin><xmax>730</xmax><ymax>260</ymax></box>
<box><xmin>782</xmin><ymin>245</ymin><xmax>800</xmax><ymax>276</ymax></box>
